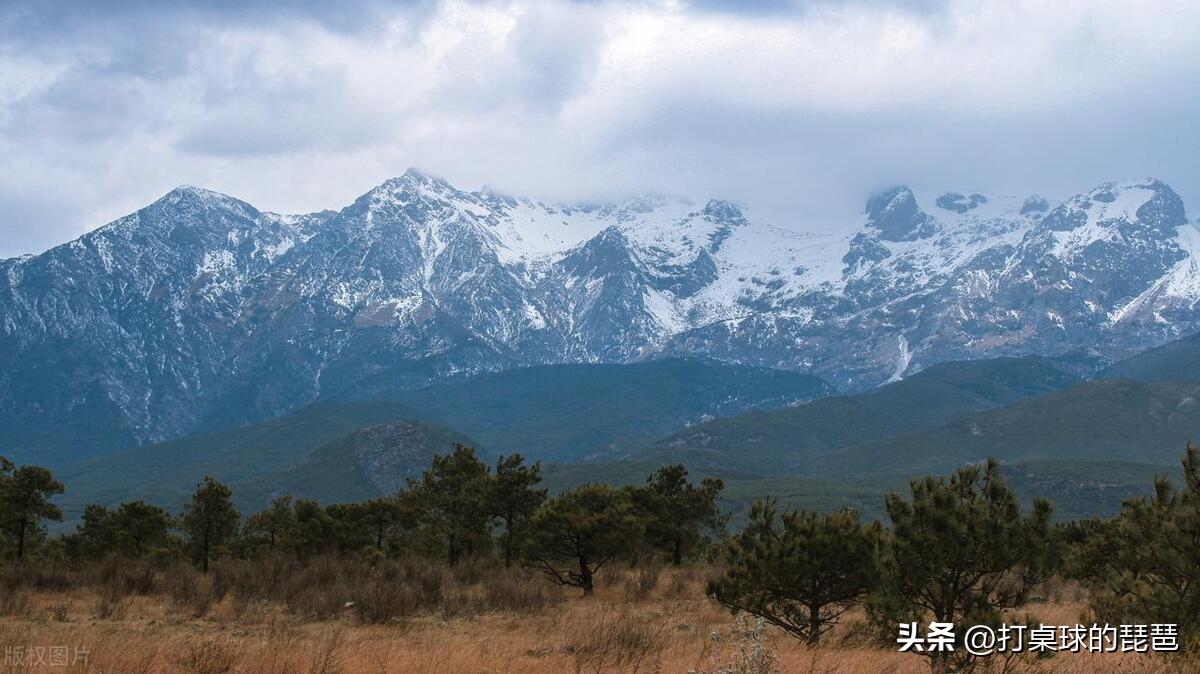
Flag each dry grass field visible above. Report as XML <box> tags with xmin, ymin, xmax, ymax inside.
<box><xmin>0</xmin><ymin>561</ymin><xmax>1193</xmax><ymax>673</ymax></box>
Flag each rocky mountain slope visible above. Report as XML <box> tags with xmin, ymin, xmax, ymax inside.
<box><xmin>3</xmin><ymin>171</ymin><xmax>1198</xmax><ymax>458</ymax></box>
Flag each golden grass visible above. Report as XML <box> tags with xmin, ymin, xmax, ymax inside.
<box><xmin>0</xmin><ymin>567</ymin><xmax>1193</xmax><ymax>673</ymax></box>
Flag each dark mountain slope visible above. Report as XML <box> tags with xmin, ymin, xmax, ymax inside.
<box><xmin>51</xmin><ymin>358</ymin><xmax>830</xmax><ymax>511</ymax></box>
<box><xmin>1099</xmin><ymin>330</ymin><xmax>1200</xmax><ymax>381</ymax></box>
<box><xmin>54</xmin><ymin>401</ymin><xmax>421</xmax><ymax>511</ymax></box>
<box><xmin>236</xmin><ymin>421</ymin><xmax>481</xmax><ymax>509</ymax></box>
<box><xmin>633</xmin><ymin>356</ymin><xmax>1077</xmax><ymax>473</ymax></box>
<box><xmin>812</xmin><ymin>378</ymin><xmax>1200</xmax><ymax>479</ymax></box>
<box><xmin>372</xmin><ymin>357</ymin><xmax>833</xmax><ymax>461</ymax></box>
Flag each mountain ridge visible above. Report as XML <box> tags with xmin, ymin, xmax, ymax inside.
<box><xmin>4</xmin><ymin>171</ymin><xmax>1199</xmax><ymax>460</ymax></box>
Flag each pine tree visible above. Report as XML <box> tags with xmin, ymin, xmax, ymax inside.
<box><xmin>0</xmin><ymin>460</ymin><xmax>64</xmax><ymax>560</ymax></box>
<box><xmin>1074</xmin><ymin>444</ymin><xmax>1200</xmax><ymax>649</ymax></box>
<box><xmin>408</xmin><ymin>444</ymin><xmax>491</xmax><ymax>565</ymax></box>
<box><xmin>293</xmin><ymin>498</ymin><xmax>336</xmax><ymax>557</ymax></box>
<box><xmin>180</xmin><ymin>476</ymin><xmax>240</xmax><ymax>572</ymax></box>
<box><xmin>880</xmin><ymin>459</ymin><xmax>1058</xmax><ymax>673</ymax></box>
<box><xmin>489</xmin><ymin>454</ymin><xmax>547</xmax><ymax>567</ymax></box>
<box><xmin>630</xmin><ymin>464</ymin><xmax>725</xmax><ymax>565</ymax></box>
<box><xmin>245</xmin><ymin>496</ymin><xmax>298</xmax><ymax>553</ymax></box>
<box><xmin>708</xmin><ymin>500</ymin><xmax>880</xmax><ymax>644</ymax></box>
<box><xmin>68</xmin><ymin>504</ymin><xmax>116</xmax><ymax>560</ymax></box>
<box><xmin>526</xmin><ymin>484</ymin><xmax>639</xmax><ymax>596</ymax></box>
<box><xmin>111</xmin><ymin>500</ymin><xmax>172</xmax><ymax>558</ymax></box>
<box><xmin>361</xmin><ymin>498</ymin><xmax>410</xmax><ymax>551</ymax></box>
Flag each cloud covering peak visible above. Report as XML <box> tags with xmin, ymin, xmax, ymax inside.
<box><xmin>2</xmin><ymin>0</ymin><xmax>1199</xmax><ymax>256</ymax></box>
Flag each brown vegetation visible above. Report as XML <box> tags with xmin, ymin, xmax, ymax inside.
<box><xmin>0</xmin><ymin>560</ymin><xmax>1194</xmax><ymax>673</ymax></box>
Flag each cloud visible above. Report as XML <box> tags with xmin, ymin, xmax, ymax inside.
<box><xmin>1</xmin><ymin>0</ymin><xmax>1199</xmax><ymax>257</ymax></box>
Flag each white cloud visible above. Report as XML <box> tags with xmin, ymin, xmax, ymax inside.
<box><xmin>1</xmin><ymin>0</ymin><xmax>1199</xmax><ymax>257</ymax></box>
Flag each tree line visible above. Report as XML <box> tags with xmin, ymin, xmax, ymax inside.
<box><xmin>0</xmin><ymin>445</ymin><xmax>725</xmax><ymax>596</ymax></box>
<box><xmin>3</xmin><ymin>443</ymin><xmax>1199</xmax><ymax>667</ymax></box>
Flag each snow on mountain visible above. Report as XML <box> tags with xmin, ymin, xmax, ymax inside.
<box><xmin>2</xmin><ymin>170</ymin><xmax>1197</xmax><ymax>457</ymax></box>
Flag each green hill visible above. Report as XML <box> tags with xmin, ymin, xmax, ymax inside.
<box><xmin>341</xmin><ymin>357</ymin><xmax>832</xmax><ymax>461</ymax></box>
<box><xmin>50</xmin><ymin>354</ymin><xmax>1193</xmax><ymax>525</ymax></box>
<box><xmin>54</xmin><ymin>401</ymin><xmax>423</xmax><ymax>512</ymax></box>
<box><xmin>51</xmin><ymin>358</ymin><xmax>829</xmax><ymax>513</ymax></box>
<box><xmin>633</xmin><ymin>356</ymin><xmax>1077</xmax><ymax>473</ymax></box>
<box><xmin>236</xmin><ymin>420</ymin><xmax>483</xmax><ymax>508</ymax></box>
<box><xmin>812</xmin><ymin>379</ymin><xmax>1200</xmax><ymax>480</ymax></box>
<box><xmin>1100</xmin><ymin>330</ymin><xmax>1200</xmax><ymax>381</ymax></box>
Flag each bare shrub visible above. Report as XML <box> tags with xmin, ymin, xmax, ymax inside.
<box><xmin>480</xmin><ymin>569</ymin><xmax>563</xmax><ymax>614</ymax></box>
<box><xmin>350</xmin><ymin>577</ymin><xmax>419</xmax><ymax>625</ymax></box>
<box><xmin>661</xmin><ymin>565</ymin><xmax>703</xmax><ymax>600</ymax></box>
<box><xmin>449</xmin><ymin>557</ymin><xmax>489</xmax><ymax>586</ymax></box>
<box><xmin>89</xmin><ymin>554</ymin><xmax>156</xmax><ymax>595</ymax></box>
<box><xmin>3</xmin><ymin>561</ymin><xmax>73</xmax><ymax>592</ymax></box>
<box><xmin>284</xmin><ymin>581</ymin><xmax>347</xmax><ymax>620</ymax></box>
<box><xmin>163</xmin><ymin>562</ymin><xmax>213</xmax><ymax>617</ymax></box>
<box><xmin>694</xmin><ymin>615</ymin><xmax>780</xmax><ymax>674</ymax></box>
<box><xmin>0</xmin><ymin>588</ymin><xmax>31</xmax><ymax>617</ymax></box>
<box><xmin>93</xmin><ymin>583</ymin><xmax>129</xmax><ymax>620</ymax></box>
<box><xmin>173</xmin><ymin>638</ymin><xmax>240</xmax><ymax>674</ymax></box>
<box><xmin>570</xmin><ymin>609</ymin><xmax>670</xmax><ymax>673</ymax></box>
<box><xmin>624</xmin><ymin>564</ymin><xmax>662</xmax><ymax>600</ymax></box>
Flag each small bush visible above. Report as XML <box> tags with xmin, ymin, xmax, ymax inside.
<box><xmin>0</xmin><ymin>589</ymin><xmax>31</xmax><ymax>617</ymax></box>
<box><xmin>624</xmin><ymin>564</ymin><xmax>661</xmax><ymax>600</ymax></box>
<box><xmin>93</xmin><ymin>584</ymin><xmax>128</xmax><ymax>620</ymax></box>
<box><xmin>89</xmin><ymin>555</ymin><xmax>157</xmax><ymax>596</ymax></box>
<box><xmin>173</xmin><ymin>638</ymin><xmax>239</xmax><ymax>674</ymax></box>
<box><xmin>695</xmin><ymin>615</ymin><xmax>780</xmax><ymax>674</ymax></box>
<box><xmin>350</xmin><ymin>577</ymin><xmax>420</xmax><ymax>625</ymax></box>
<box><xmin>163</xmin><ymin>563</ymin><xmax>214</xmax><ymax>617</ymax></box>
<box><xmin>570</xmin><ymin>610</ymin><xmax>670</xmax><ymax>673</ymax></box>
<box><xmin>480</xmin><ymin>570</ymin><xmax>562</xmax><ymax>614</ymax></box>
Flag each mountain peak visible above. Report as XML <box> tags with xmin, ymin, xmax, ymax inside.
<box><xmin>865</xmin><ymin>186</ymin><xmax>936</xmax><ymax>242</ymax></box>
<box><xmin>402</xmin><ymin>166</ymin><xmax>436</xmax><ymax>181</ymax></box>
<box><xmin>701</xmin><ymin>199</ymin><xmax>746</xmax><ymax>225</ymax></box>
<box><xmin>368</xmin><ymin>168</ymin><xmax>459</xmax><ymax>201</ymax></box>
<box><xmin>162</xmin><ymin>184</ymin><xmax>238</xmax><ymax>203</ymax></box>
<box><xmin>147</xmin><ymin>185</ymin><xmax>258</xmax><ymax>222</ymax></box>
<box><xmin>1042</xmin><ymin>178</ymin><xmax>1184</xmax><ymax>233</ymax></box>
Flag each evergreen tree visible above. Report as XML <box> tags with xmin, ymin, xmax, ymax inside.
<box><xmin>709</xmin><ymin>501</ymin><xmax>880</xmax><ymax>644</ymax></box>
<box><xmin>0</xmin><ymin>460</ymin><xmax>64</xmax><ymax>560</ymax></box>
<box><xmin>68</xmin><ymin>504</ymin><xmax>115</xmax><ymax>560</ymax></box>
<box><xmin>293</xmin><ymin>498</ymin><xmax>336</xmax><ymax>557</ymax></box>
<box><xmin>180</xmin><ymin>476</ymin><xmax>240</xmax><ymax>572</ymax></box>
<box><xmin>360</xmin><ymin>497</ymin><xmax>412</xmax><ymax>552</ymax></box>
<box><xmin>408</xmin><ymin>444</ymin><xmax>491</xmax><ymax>565</ymax></box>
<box><xmin>1073</xmin><ymin>444</ymin><xmax>1200</xmax><ymax>649</ymax></box>
<box><xmin>111</xmin><ymin>500</ymin><xmax>172</xmax><ymax>558</ymax></box>
<box><xmin>630</xmin><ymin>464</ymin><xmax>725</xmax><ymax>565</ymax></box>
<box><xmin>245</xmin><ymin>496</ymin><xmax>298</xmax><ymax>553</ymax></box>
<box><xmin>880</xmin><ymin>459</ymin><xmax>1057</xmax><ymax>673</ymax></box>
<box><xmin>526</xmin><ymin>484</ymin><xmax>639</xmax><ymax>596</ymax></box>
<box><xmin>0</xmin><ymin>456</ymin><xmax>11</xmax><ymax>556</ymax></box>
<box><xmin>489</xmin><ymin>454</ymin><xmax>547</xmax><ymax>567</ymax></box>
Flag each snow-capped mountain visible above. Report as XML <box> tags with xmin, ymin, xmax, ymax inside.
<box><xmin>2</xmin><ymin>170</ymin><xmax>1197</xmax><ymax>457</ymax></box>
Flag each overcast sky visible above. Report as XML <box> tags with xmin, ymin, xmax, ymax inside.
<box><xmin>2</xmin><ymin>0</ymin><xmax>1199</xmax><ymax>257</ymax></box>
